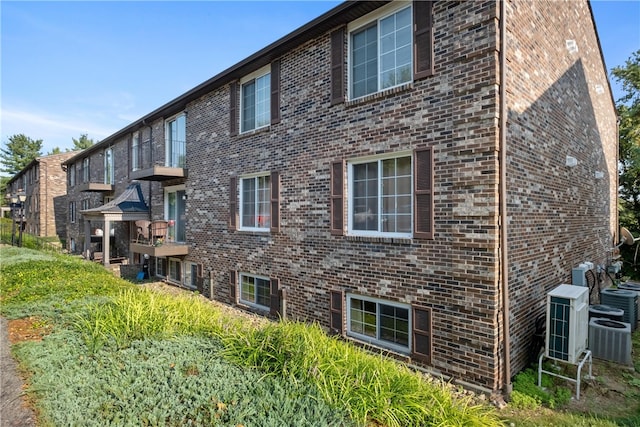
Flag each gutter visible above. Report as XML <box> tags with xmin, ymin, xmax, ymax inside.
<box><xmin>499</xmin><ymin>0</ymin><xmax>512</xmax><ymax>395</ymax></box>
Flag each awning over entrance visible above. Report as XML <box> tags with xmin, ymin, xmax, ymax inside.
<box><xmin>80</xmin><ymin>182</ymin><xmax>150</xmax><ymax>266</ymax></box>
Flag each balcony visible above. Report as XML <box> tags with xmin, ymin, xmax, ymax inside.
<box><xmin>130</xmin><ymin>139</ymin><xmax>187</xmax><ymax>181</ymax></box>
<box><xmin>77</xmin><ymin>181</ymin><xmax>114</xmax><ymax>192</ymax></box>
<box><xmin>129</xmin><ymin>220</ymin><xmax>190</xmax><ymax>257</ymax></box>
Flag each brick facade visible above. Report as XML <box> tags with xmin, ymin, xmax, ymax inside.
<box><xmin>61</xmin><ymin>0</ymin><xmax>616</xmax><ymax>392</ymax></box>
<box><xmin>6</xmin><ymin>152</ymin><xmax>75</xmax><ymax>240</ymax></box>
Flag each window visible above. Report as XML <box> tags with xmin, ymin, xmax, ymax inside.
<box><xmin>240</xmin><ymin>174</ymin><xmax>271</xmax><ymax>230</ymax></box>
<box><xmin>155</xmin><ymin>257</ymin><xmax>166</xmax><ymax>277</ymax></box>
<box><xmin>239</xmin><ymin>273</ymin><xmax>271</xmax><ymax>310</ymax></box>
<box><xmin>131</xmin><ymin>132</ymin><xmax>140</xmax><ymax>171</ymax></box>
<box><xmin>347</xmin><ymin>295</ymin><xmax>410</xmax><ymax>353</ymax></box>
<box><xmin>184</xmin><ymin>263</ymin><xmax>198</xmax><ymax>290</ymax></box>
<box><xmin>82</xmin><ymin>158</ymin><xmax>90</xmax><ymax>183</ymax></box>
<box><xmin>165</xmin><ymin>185</ymin><xmax>186</xmax><ymax>242</ymax></box>
<box><xmin>69</xmin><ymin>164</ymin><xmax>76</xmax><ymax>187</ymax></box>
<box><xmin>230</xmin><ymin>61</ymin><xmax>280</xmax><ymax>136</ymax></box>
<box><xmin>104</xmin><ymin>147</ymin><xmax>114</xmax><ymax>185</ymax></box>
<box><xmin>168</xmin><ymin>258</ymin><xmax>181</xmax><ymax>284</ymax></box>
<box><xmin>332</xmin><ymin>148</ymin><xmax>433</xmax><ymax>238</ymax></box>
<box><xmin>165</xmin><ymin>114</ymin><xmax>186</xmax><ymax>168</ymax></box>
<box><xmin>81</xmin><ymin>199</ymin><xmax>90</xmax><ymax>211</ymax></box>
<box><xmin>241</xmin><ymin>66</ymin><xmax>271</xmax><ymax>132</ymax></box>
<box><xmin>349</xmin><ymin>155</ymin><xmax>412</xmax><ymax>237</ymax></box>
<box><xmin>69</xmin><ymin>201</ymin><xmax>76</xmax><ymax>223</ymax></box>
<box><xmin>350</xmin><ymin>4</ymin><xmax>412</xmax><ymax>99</ymax></box>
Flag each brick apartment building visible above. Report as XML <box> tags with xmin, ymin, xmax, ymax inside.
<box><xmin>5</xmin><ymin>152</ymin><xmax>75</xmax><ymax>241</ymax></box>
<box><xmin>63</xmin><ymin>0</ymin><xmax>617</xmax><ymax>393</ymax></box>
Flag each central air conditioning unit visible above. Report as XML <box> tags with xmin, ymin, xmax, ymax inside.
<box><xmin>600</xmin><ymin>288</ymin><xmax>638</xmax><ymax>331</ymax></box>
<box><xmin>588</xmin><ymin>318</ymin><xmax>632</xmax><ymax>365</ymax></box>
<box><xmin>546</xmin><ymin>284</ymin><xmax>589</xmax><ymax>364</ymax></box>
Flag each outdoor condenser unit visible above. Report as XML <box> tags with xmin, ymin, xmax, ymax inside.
<box><xmin>588</xmin><ymin>318</ymin><xmax>632</xmax><ymax>365</ymax></box>
<box><xmin>546</xmin><ymin>284</ymin><xmax>589</xmax><ymax>364</ymax></box>
<box><xmin>600</xmin><ymin>288</ymin><xmax>638</xmax><ymax>331</ymax></box>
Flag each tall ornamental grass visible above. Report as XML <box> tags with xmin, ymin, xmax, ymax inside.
<box><xmin>76</xmin><ymin>288</ymin><xmax>244</xmax><ymax>352</ymax></box>
<box><xmin>221</xmin><ymin>321</ymin><xmax>503</xmax><ymax>427</ymax></box>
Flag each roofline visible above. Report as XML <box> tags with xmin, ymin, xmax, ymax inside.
<box><xmin>64</xmin><ymin>0</ymin><xmax>390</xmax><ymax>165</ymax></box>
<box><xmin>6</xmin><ymin>151</ymin><xmax>75</xmax><ymax>186</ymax></box>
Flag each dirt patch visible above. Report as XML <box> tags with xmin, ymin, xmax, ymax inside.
<box><xmin>7</xmin><ymin>317</ymin><xmax>53</xmax><ymax>344</ymax></box>
<box><xmin>562</xmin><ymin>357</ymin><xmax>640</xmax><ymax>419</ymax></box>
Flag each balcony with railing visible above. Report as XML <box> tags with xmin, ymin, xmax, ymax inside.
<box><xmin>129</xmin><ymin>219</ymin><xmax>190</xmax><ymax>257</ymax></box>
<box><xmin>76</xmin><ymin>163</ymin><xmax>113</xmax><ymax>192</ymax></box>
<box><xmin>130</xmin><ymin>138</ymin><xmax>187</xmax><ymax>181</ymax></box>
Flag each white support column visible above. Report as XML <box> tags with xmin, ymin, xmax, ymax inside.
<box><xmin>84</xmin><ymin>220</ymin><xmax>91</xmax><ymax>259</ymax></box>
<box><xmin>103</xmin><ymin>218</ymin><xmax>111</xmax><ymax>266</ymax></box>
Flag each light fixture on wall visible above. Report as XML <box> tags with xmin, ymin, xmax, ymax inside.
<box><xmin>594</xmin><ymin>171</ymin><xmax>604</xmax><ymax>179</ymax></box>
<box><xmin>565</xmin><ymin>155</ymin><xmax>578</xmax><ymax>167</ymax></box>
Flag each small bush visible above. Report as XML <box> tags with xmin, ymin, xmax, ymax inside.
<box><xmin>509</xmin><ymin>390</ymin><xmax>541</xmax><ymax>410</ymax></box>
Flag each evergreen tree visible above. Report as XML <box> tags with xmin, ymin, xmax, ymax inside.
<box><xmin>0</xmin><ymin>134</ymin><xmax>43</xmax><ymax>175</ymax></box>
<box><xmin>72</xmin><ymin>133</ymin><xmax>95</xmax><ymax>151</ymax></box>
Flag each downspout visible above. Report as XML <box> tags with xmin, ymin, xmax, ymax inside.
<box><xmin>499</xmin><ymin>0</ymin><xmax>512</xmax><ymax>395</ymax></box>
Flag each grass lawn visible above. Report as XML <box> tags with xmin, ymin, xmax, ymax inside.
<box><xmin>1</xmin><ymin>246</ymin><xmax>638</xmax><ymax>426</ymax></box>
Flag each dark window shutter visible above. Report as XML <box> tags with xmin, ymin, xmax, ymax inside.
<box><xmin>330</xmin><ymin>27</ymin><xmax>345</xmax><ymax>105</ymax></box>
<box><xmin>330</xmin><ymin>160</ymin><xmax>344</xmax><ymax>236</ymax></box>
<box><xmin>230</xmin><ymin>82</ymin><xmax>238</xmax><ymax>136</ymax></box>
<box><xmin>270</xmin><ymin>278</ymin><xmax>281</xmax><ymax>317</ymax></box>
<box><xmin>270</xmin><ymin>60</ymin><xmax>281</xmax><ymax>125</ymax></box>
<box><xmin>329</xmin><ymin>290</ymin><xmax>344</xmax><ymax>335</ymax></box>
<box><xmin>229</xmin><ymin>176</ymin><xmax>238</xmax><ymax>230</ymax></box>
<box><xmin>412</xmin><ymin>306</ymin><xmax>432</xmax><ymax>364</ymax></box>
<box><xmin>197</xmin><ymin>264</ymin><xmax>203</xmax><ymax>278</ymax></box>
<box><xmin>414</xmin><ymin>147</ymin><xmax>434</xmax><ymax>239</ymax></box>
<box><xmin>270</xmin><ymin>171</ymin><xmax>280</xmax><ymax>232</ymax></box>
<box><xmin>413</xmin><ymin>0</ymin><xmax>434</xmax><ymax>79</ymax></box>
<box><xmin>229</xmin><ymin>270</ymin><xmax>237</xmax><ymax>301</ymax></box>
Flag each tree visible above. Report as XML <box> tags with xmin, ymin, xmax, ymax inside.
<box><xmin>48</xmin><ymin>147</ymin><xmax>62</xmax><ymax>155</ymax></box>
<box><xmin>612</xmin><ymin>50</ymin><xmax>640</xmax><ymax>278</ymax></box>
<box><xmin>0</xmin><ymin>134</ymin><xmax>43</xmax><ymax>176</ymax></box>
<box><xmin>72</xmin><ymin>133</ymin><xmax>95</xmax><ymax>151</ymax></box>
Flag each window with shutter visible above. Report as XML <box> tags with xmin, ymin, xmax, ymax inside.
<box><xmin>346</xmin><ymin>294</ymin><xmax>411</xmax><ymax>353</ymax></box>
<box><xmin>412</xmin><ymin>306</ymin><xmax>432</xmax><ymax>364</ymax></box>
<box><xmin>240</xmin><ymin>65</ymin><xmax>271</xmax><ymax>133</ymax></box>
<box><xmin>239</xmin><ymin>273</ymin><xmax>271</xmax><ymax>311</ymax></box>
<box><xmin>347</xmin><ymin>1</ymin><xmax>434</xmax><ymax>100</ymax></box>
<box><xmin>239</xmin><ymin>173</ymin><xmax>271</xmax><ymax>231</ymax></box>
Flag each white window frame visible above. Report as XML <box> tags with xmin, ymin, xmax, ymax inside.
<box><xmin>165</xmin><ymin>113</ymin><xmax>186</xmax><ymax>168</ymax></box>
<box><xmin>346</xmin><ymin>294</ymin><xmax>411</xmax><ymax>354</ymax></box>
<box><xmin>238</xmin><ymin>273</ymin><xmax>271</xmax><ymax>311</ymax></box>
<box><xmin>239</xmin><ymin>172</ymin><xmax>271</xmax><ymax>232</ymax></box>
<box><xmin>348</xmin><ymin>1</ymin><xmax>413</xmax><ymax>100</ymax></box>
<box><xmin>347</xmin><ymin>152</ymin><xmax>413</xmax><ymax>238</ymax></box>
<box><xmin>69</xmin><ymin>164</ymin><xmax>76</xmax><ymax>187</ymax></box>
<box><xmin>155</xmin><ymin>257</ymin><xmax>166</xmax><ymax>278</ymax></box>
<box><xmin>240</xmin><ymin>64</ymin><xmax>271</xmax><ymax>133</ymax></box>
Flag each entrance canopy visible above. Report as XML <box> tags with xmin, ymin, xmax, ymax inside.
<box><xmin>80</xmin><ymin>182</ymin><xmax>149</xmax><ymax>265</ymax></box>
<box><xmin>81</xmin><ymin>182</ymin><xmax>149</xmax><ymax>221</ymax></box>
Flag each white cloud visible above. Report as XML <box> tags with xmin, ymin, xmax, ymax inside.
<box><xmin>1</xmin><ymin>107</ymin><xmax>117</xmax><ymax>153</ymax></box>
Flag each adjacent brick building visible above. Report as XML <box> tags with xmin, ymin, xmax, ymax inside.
<box><xmin>5</xmin><ymin>152</ymin><xmax>75</xmax><ymax>241</ymax></box>
<box><xmin>63</xmin><ymin>0</ymin><xmax>617</xmax><ymax>393</ymax></box>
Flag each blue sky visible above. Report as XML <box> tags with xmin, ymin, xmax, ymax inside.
<box><xmin>1</xmin><ymin>1</ymin><xmax>639</xmax><ymax>156</ymax></box>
